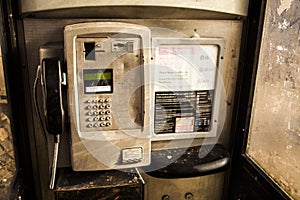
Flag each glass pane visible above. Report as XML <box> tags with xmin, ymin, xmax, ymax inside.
<box><xmin>0</xmin><ymin>46</ymin><xmax>16</xmax><ymax>199</ymax></box>
<box><xmin>246</xmin><ymin>0</ymin><xmax>300</xmax><ymax>199</ymax></box>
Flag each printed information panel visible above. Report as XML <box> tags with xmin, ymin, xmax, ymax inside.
<box><xmin>154</xmin><ymin>90</ymin><xmax>213</xmax><ymax>134</ymax></box>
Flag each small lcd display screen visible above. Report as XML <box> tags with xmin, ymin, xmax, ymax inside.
<box><xmin>83</xmin><ymin>69</ymin><xmax>113</xmax><ymax>94</ymax></box>
<box><xmin>83</xmin><ymin>71</ymin><xmax>112</xmax><ymax>81</ymax></box>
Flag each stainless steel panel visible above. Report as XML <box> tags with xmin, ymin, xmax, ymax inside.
<box><xmin>142</xmin><ymin>172</ymin><xmax>225</xmax><ymax>200</ymax></box>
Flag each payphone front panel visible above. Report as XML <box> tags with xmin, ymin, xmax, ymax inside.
<box><xmin>75</xmin><ymin>37</ymin><xmax>143</xmax><ymax>132</ymax></box>
<box><xmin>64</xmin><ymin>22</ymin><xmax>152</xmax><ymax>171</ymax></box>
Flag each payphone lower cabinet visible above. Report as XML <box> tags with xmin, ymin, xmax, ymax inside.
<box><xmin>54</xmin><ymin>171</ymin><xmax>224</xmax><ymax>200</ymax></box>
<box><xmin>54</xmin><ymin>168</ymin><xmax>143</xmax><ymax>200</ymax></box>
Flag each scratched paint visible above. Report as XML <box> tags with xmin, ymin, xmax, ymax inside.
<box><xmin>276</xmin><ymin>45</ymin><xmax>288</xmax><ymax>51</ymax></box>
<box><xmin>278</xmin><ymin>18</ymin><xmax>291</xmax><ymax>30</ymax></box>
<box><xmin>246</xmin><ymin>0</ymin><xmax>300</xmax><ymax>199</ymax></box>
<box><xmin>277</xmin><ymin>0</ymin><xmax>293</xmax><ymax>15</ymax></box>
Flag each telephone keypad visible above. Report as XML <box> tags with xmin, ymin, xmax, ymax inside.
<box><xmin>100</xmin><ymin>111</ymin><xmax>105</xmax><ymax>115</ymax></box>
<box><xmin>86</xmin><ymin>105</ymin><xmax>92</xmax><ymax>109</ymax></box>
<box><xmin>85</xmin><ymin>98</ymin><xmax>112</xmax><ymax>128</ymax></box>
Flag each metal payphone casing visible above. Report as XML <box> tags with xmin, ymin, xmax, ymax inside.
<box><xmin>64</xmin><ymin>22</ymin><xmax>152</xmax><ymax>171</ymax></box>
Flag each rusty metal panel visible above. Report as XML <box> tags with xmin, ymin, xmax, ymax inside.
<box><xmin>246</xmin><ymin>0</ymin><xmax>300</xmax><ymax>199</ymax></box>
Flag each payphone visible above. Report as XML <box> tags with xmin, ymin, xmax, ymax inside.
<box><xmin>37</xmin><ymin>22</ymin><xmax>227</xmax><ymax>194</ymax></box>
<box><xmin>38</xmin><ymin>21</ymin><xmax>227</xmax><ymax>177</ymax></box>
<box><xmin>27</xmin><ymin>16</ymin><xmax>244</xmax><ymax>200</ymax></box>
<box><xmin>51</xmin><ymin>22</ymin><xmax>225</xmax><ymax>172</ymax></box>
<box><xmin>37</xmin><ymin>22</ymin><xmax>153</xmax><ymax>190</ymax></box>
<box><xmin>64</xmin><ymin>22</ymin><xmax>152</xmax><ymax>171</ymax></box>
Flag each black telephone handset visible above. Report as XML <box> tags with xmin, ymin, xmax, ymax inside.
<box><xmin>42</xmin><ymin>58</ymin><xmax>64</xmax><ymax>135</ymax></box>
<box><xmin>41</xmin><ymin>57</ymin><xmax>65</xmax><ymax>189</ymax></box>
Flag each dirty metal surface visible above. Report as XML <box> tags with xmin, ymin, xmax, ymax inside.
<box><xmin>144</xmin><ymin>144</ymin><xmax>229</xmax><ymax>178</ymax></box>
<box><xmin>55</xmin><ymin>168</ymin><xmax>143</xmax><ymax>200</ymax></box>
<box><xmin>246</xmin><ymin>0</ymin><xmax>300</xmax><ymax>199</ymax></box>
